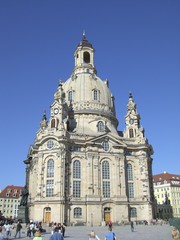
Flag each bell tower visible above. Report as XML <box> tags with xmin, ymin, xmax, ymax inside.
<box><xmin>73</xmin><ymin>32</ymin><xmax>96</xmax><ymax>75</ymax></box>
<box><xmin>124</xmin><ymin>92</ymin><xmax>145</xmax><ymax>140</ymax></box>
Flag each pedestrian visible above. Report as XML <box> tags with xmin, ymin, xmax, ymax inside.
<box><xmin>61</xmin><ymin>223</ymin><xmax>66</xmax><ymax>237</ymax></box>
<box><xmin>30</xmin><ymin>222</ymin><xmax>35</xmax><ymax>237</ymax></box>
<box><xmin>171</xmin><ymin>226</ymin><xmax>180</xmax><ymax>240</ymax></box>
<box><xmin>14</xmin><ymin>221</ymin><xmax>22</xmax><ymax>238</ymax></box>
<box><xmin>26</xmin><ymin>224</ymin><xmax>31</xmax><ymax>239</ymax></box>
<box><xmin>130</xmin><ymin>221</ymin><xmax>134</xmax><ymax>232</ymax></box>
<box><xmin>49</xmin><ymin>227</ymin><xmax>64</xmax><ymax>240</ymax></box>
<box><xmin>0</xmin><ymin>226</ymin><xmax>5</xmax><ymax>240</ymax></box>
<box><xmin>88</xmin><ymin>230</ymin><xmax>100</xmax><ymax>240</ymax></box>
<box><xmin>3</xmin><ymin>222</ymin><xmax>11</xmax><ymax>240</ymax></box>
<box><xmin>105</xmin><ymin>227</ymin><xmax>116</xmax><ymax>240</ymax></box>
<box><xmin>33</xmin><ymin>231</ymin><xmax>43</xmax><ymax>240</ymax></box>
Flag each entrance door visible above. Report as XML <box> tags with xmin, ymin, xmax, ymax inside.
<box><xmin>44</xmin><ymin>207</ymin><xmax>51</xmax><ymax>223</ymax></box>
<box><xmin>104</xmin><ymin>207</ymin><xmax>111</xmax><ymax>223</ymax></box>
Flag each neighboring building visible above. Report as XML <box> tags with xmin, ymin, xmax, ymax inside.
<box><xmin>24</xmin><ymin>34</ymin><xmax>155</xmax><ymax>226</ymax></box>
<box><xmin>0</xmin><ymin>185</ymin><xmax>23</xmax><ymax>219</ymax></box>
<box><xmin>153</xmin><ymin>171</ymin><xmax>180</xmax><ymax>218</ymax></box>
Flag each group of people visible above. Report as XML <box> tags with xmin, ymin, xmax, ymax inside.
<box><xmin>32</xmin><ymin>227</ymin><xmax>64</xmax><ymax>240</ymax></box>
<box><xmin>0</xmin><ymin>220</ymin><xmax>65</xmax><ymax>240</ymax></box>
<box><xmin>89</xmin><ymin>227</ymin><xmax>117</xmax><ymax>240</ymax></box>
<box><xmin>0</xmin><ymin>221</ymin><xmax>22</xmax><ymax>240</ymax></box>
<box><xmin>26</xmin><ymin>221</ymin><xmax>45</xmax><ymax>238</ymax></box>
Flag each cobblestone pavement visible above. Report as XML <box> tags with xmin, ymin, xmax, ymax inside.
<box><xmin>4</xmin><ymin>224</ymin><xmax>172</xmax><ymax>240</ymax></box>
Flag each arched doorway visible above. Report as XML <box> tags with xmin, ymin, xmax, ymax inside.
<box><xmin>44</xmin><ymin>207</ymin><xmax>51</xmax><ymax>224</ymax></box>
<box><xmin>104</xmin><ymin>207</ymin><xmax>111</xmax><ymax>223</ymax></box>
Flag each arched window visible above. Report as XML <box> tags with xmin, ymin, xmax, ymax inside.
<box><xmin>102</xmin><ymin>161</ymin><xmax>110</xmax><ymax>198</ymax></box>
<box><xmin>92</xmin><ymin>89</ymin><xmax>100</xmax><ymax>101</ymax></box>
<box><xmin>47</xmin><ymin>159</ymin><xmax>54</xmax><ymax>178</ymax></box>
<box><xmin>73</xmin><ymin>160</ymin><xmax>81</xmax><ymax>197</ymax></box>
<box><xmin>73</xmin><ymin>160</ymin><xmax>81</xmax><ymax>179</ymax></box>
<box><xmin>83</xmin><ymin>51</ymin><xmax>90</xmax><ymax>63</ymax></box>
<box><xmin>97</xmin><ymin>121</ymin><xmax>104</xmax><ymax>132</ymax></box>
<box><xmin>68</xmin><ymin>91</ymin><xmax>73</xmax><ymax>101</ymax></box>
<box><xmin>129</xmin><ymin>129</ymin><xmax>134</xmax><ymax>138</ymax></box>
<box><xmin>51</xmin><ymin>119</ymin><xmax>55</xmax><ymax>128</ymax></box>
<box><xmin>102</xmin><ymin>161</ymin><xmax>110</xmax><ymax>179</ymax></box>
<box><xmin>74</xmin><ymin>207</ymin><xmax>82</xmax><ymax>218</ymax></box>
<box><xmin>127</xmin><ymin>163</ymin><xmax>133</xmax><ymax>181</ymax></box>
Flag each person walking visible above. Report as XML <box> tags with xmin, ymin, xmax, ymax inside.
<box><xmin>105</xmin><ymin>227</ymin><xmax>116</xmax><ymax>240</ymax></box>
<box><xmin>14</xmin><ymin>221</ymin><xmax>22</xmax><ymax>238</ymax></box>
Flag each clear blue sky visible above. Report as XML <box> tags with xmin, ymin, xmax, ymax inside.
<box><xmin>0</xmin><ymin>0</ymin><xmax>179</xmax><ymax>190</ymax></box>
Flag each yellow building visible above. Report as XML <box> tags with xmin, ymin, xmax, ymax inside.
<box><xmin>153</xmin><ymin>171</ymin><xmax>180</xmax><ymax>218</ymax></box>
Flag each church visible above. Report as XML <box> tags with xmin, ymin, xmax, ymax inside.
<box><xmin>24</xmin><ymin>34</ymin><xmax>155</xmax><ymax>226</ymax></box>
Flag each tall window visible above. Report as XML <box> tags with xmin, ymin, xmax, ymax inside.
<box><xmin>130</xmin><ymin>207</ymin><xmax>137</xmax><ymax>217</ymax></box>
<box><xmin>127</xmin><ymin>163</ymin><xmax>134</xmax><ymax>198</ymax></box>
<box><xmin>51</xmin><ymin>119</ymin><xmax>55</xmax><ymax>128</ymax></box>
<box><xmin>97</xmin><ymin>121</ymin><xmax>104</xmax><ymax>132</ymax></box>
<box><xmin>68</xmin><ymin>91</ymin><xmax>73</xmax><ymax>101</ymax></box>
<box><xmin>73</xmin><ymin>160</ymin><xmax>81</xmax><ymax>197</ymax></box>
<box><xmin>83</xmin><ymin>51</ymin><xmax>90</xmax><ymax>63</ymax></box>
<box><xmin>73</xmin><ymin>181</ymin><xmax>81</xmax><ymax>197</ymax></box>
<box><xmin>102</xmin><ymin>161</ymin><xmax>110</xmax><ymax>197</ymax></box>
<box><xmin>47</xmin><ymin>159</ymin><xmax>54</xmax><ymax>178</ymax></box>
<box><xmin>92</xmin><ymin>89</ymin><xmax>100</xmax><ymax>101</ymax></box>
<box><xmin>74</xmin><ymin>207</ymin><xmax>82</xmax><ymax>218</ymax></box>
<box><xmin>46</xmin><ymin>180</ymin><xmax>54</xmax><ymax>197</ymax></box>
<box><xmin>128</xmin><ymin>183</ymin><xmax>134</xmax><ymax>198</ymax></box>
<box><xmin>129</xmin><ymin>129</ymin><xmax>134</xmax><ymax>138</ymax></box>
<box><xmin>73</xmin><ymin>160</ymin><xmax>81</xmax><ymax>178</ymax></box>
<box><xmin>127</xmin><ymin>163</ymin><xmax>133</xmax><ymax>181</ymax></box>
<box><xmin>93</xmin><ymin>89</ymin><xmax>98</xmax><ymax>100</ymax></box>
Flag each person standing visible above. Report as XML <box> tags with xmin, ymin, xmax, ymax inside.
<box><xmin>3</xmin><ymin>222</ymin><xmax>12</xmax><ymax>240</ymax></box>
<box><xmin>49</xmin><ymin>227</ymin><xmax>64</xmax><ymax>240</ymax></box>
<box><xmin>0</xmin><ymin>226</ymin><xmax>5</xmax><ymax>240</ymax></box>
<box><xmin>14</xmin><ymin>221</ymin><xmax>22</xmax><ymax>238</ymax></box>
<box><xmin>130</xmin><ymin>221</ymin><xmax>134</xmax><ymax>232</ymax></box>
<box><xmin>105</xmin><ymin>227</ymin><xmax>116</xmax><ymax>240</ymax></box>
<box><xmin>61</xmin><ymin>223</ymin><xmax>66</xmax><ymax>237</ymax></box>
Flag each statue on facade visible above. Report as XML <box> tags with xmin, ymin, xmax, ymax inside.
<box><xmin>20</xmin><ymin>185</ymin><xmax>29</xmax><ymax>206</ymax></box>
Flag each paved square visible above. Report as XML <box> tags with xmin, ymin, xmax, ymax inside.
<box><xmin>15</xmin><ymin>224</ymin><xmax>172</xmax><ymax>240</ymax></box>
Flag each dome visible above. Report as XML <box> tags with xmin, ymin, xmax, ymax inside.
<box><xmin>63</xmin><ymin>74</ymin><xmax>115</xmax><ymax>118</ymax></box>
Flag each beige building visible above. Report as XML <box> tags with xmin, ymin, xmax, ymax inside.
<box><xmin>153</xmin><ymin>172</ymin><xmax>180</xmax><ymax>218</ymax></box>
<box><xmin>0</xmin><ymin>185</ymin><xmax>22</xmax><ymax>219</ymax></box>
<box><xmin>24</xmin><ymin>34</ymin><xmax>155</xmax><ymax>226</ymax></box>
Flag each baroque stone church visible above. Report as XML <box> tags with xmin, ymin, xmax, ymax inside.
<box><xmin>24</xmin><ymin>34</ymin><xmax>155</xmax><ymax>226</ymax></box>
